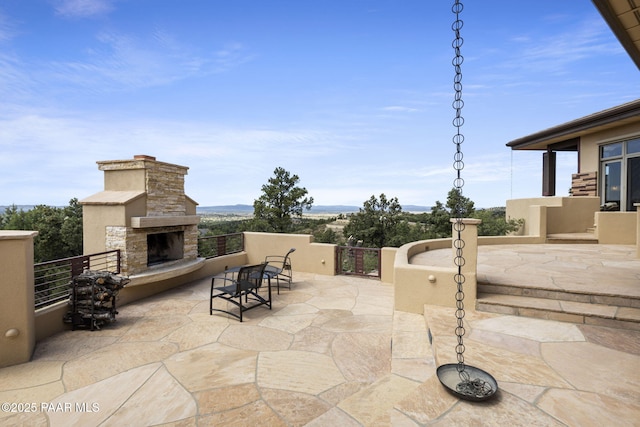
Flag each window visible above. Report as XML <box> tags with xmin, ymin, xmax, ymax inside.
<box><xmin>601</xmin><ymin>142</ymin><xmax>622</xmax><ymax>159</ymax></box>
<box><xmin>600</xmin><ymin>138</ymin><xmax>640</xmax><ymax>211</ymax></box>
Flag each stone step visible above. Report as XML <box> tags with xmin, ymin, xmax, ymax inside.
<box><xmin>476</xmin><ymin>293</ymin><xmax>640</xmax><ymax>331</ymax></box>
<box><xmin>545</xmin><ymin>233</ymin><xmax>598</xmax><ymax>244</ymax></box>
<box><xmin>477</xmin><ymin>282</ymin><xmax>640</xmax><ymax>309</ymax></box>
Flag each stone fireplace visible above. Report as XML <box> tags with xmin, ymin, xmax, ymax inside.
<box><xmin>80</xmin><ymin>155</ymin><xmax>201</xmax><ymax>277</ymax></box>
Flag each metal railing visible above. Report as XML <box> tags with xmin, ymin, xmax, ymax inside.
<box><xmin>335</xmin><ymin>246</ymin><xmax>381</xmax><ymax>279</ymax></box>
<box><xmin>198</xmin><ymin>232</ymin><xmax>244</xmax><ymax>258</ymax></box>
<box><xmin>34</xmin><ymin>250</ymin><xmax>121</xmax><ymax>309</ymax></box>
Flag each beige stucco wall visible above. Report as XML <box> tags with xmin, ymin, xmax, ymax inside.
<box><xmin>104</xmin><ymin>169</ymin><xmax>146</xmax><ymax>191</ymax></box>
<box><xmin>394</xmin><ymin>232</ymin><xmax>549</xmax><ymax>315</ymax></box>
<box><xmin>82</xmin><ymin>198</ymin><xmax>147</xmax><ymax>254</ymax></box>
<box><xmin>394</xmin><ymin>220</ymin><xmax>481</xmax><ymax>314</ymax></box>
<box><xmin>0</xmin><ymin>231</ymin><xmax>37</xmax><ymax>368</ymax></box>
<box><xmin>380</xmin><ymin>247</ymin><xmax>397</xmax><ymax>284</ymax></box>
<box><xmin>595</xmin><ymin>212</ymin><xmax>638</xmax><ymax>244</ymax></box>
<box><xmin>243</xmin><ymin>232</ymin><xmax>336</xmax><ymax>276</ymax></box>
<box><xmin>546</xmin><ymin>197</ymin><xmax>600</xmax><ymax>233</ymax></box>
<box><xmin>506</xmin><ymin>196</ymin><xmax>599</xmax><ymax>235</ymax></box>
<box><xmin>507</xmin><ymin>198</ymin><xmax>560</xmax><ymax>235</ymax></box>
<box><xmin>186</xmin><ymin>196</ymin><xmax>198</xmax><ymax>216</ymax></box>
<box><xmin>394</xmin><ymin>238</ymin><xmax>456</xmax><ymax>313</ymax></box>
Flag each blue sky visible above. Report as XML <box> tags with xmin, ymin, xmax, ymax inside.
<box><xmin>1</xmin><ymin>0</ymin><xmax>638</xmax><ymax>208</ymax></box>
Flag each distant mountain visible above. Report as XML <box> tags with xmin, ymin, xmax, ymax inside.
<box><xmin>309</xmin><ymin>205</ymin><xmax>361</xmax><ymax>214</ymax></box>
<box><xmin>2</xmin><ymin>204</ymin><xmax>431</xmax><ymax>216</ymax></box>
<box><xmin>403</xmin><ymin>205</ymin><xmax>432</xmax><ymax>213</ymax></box>
<box><xmin>196</xmin><ymin>204</ymin><xmax>431</xmax><ymax>215</ymax></box>
<box><xmin>0</xmin><ymin>205</ymin><xmax>37</xmax><ymax>213</ymax></box>
<box><xmin>196</xmin><ymin>204</ymin><xmax>361</xmax><ymax>214</ymax></box>
<box><xmin>197</xmin><ymin>204</ymin><xmax>254</xmax><ymax>214</ymax></box>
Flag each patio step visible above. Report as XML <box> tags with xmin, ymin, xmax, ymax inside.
<box><xmin>477</xmin><ymin>282</ymin><xmax>639</xmax><ymax>308</ymax></box>
<box><xmin>476</xmin><ymin>292</ymin><xmax>640</xmax><ymax>331</ymax></box>
<box><xmin>545</xmin><ymin>232</ymin><xmax>598</xmax><ymax>244</ymax></box>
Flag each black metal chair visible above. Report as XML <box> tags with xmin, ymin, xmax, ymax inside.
<box><xmin>210</xmin><ymin>263</ymin><xmax>270</xmax><ymax>322</ymax></box>
<box><xmin>264</xmin><ymin>248</ymin><xmax>296</xmax><ymax>294</ymax></box>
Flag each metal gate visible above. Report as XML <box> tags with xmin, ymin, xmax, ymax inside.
<box><xmin>335</xmin><ymin>246</ymin><xmax>381</xmax><ymax>279</ymax></box>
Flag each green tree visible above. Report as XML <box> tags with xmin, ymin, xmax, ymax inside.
<box><xmin>475</xmin><ymin>207</ymin><xmax>523</xmax><ymax>236</ymax></box>
<box><xmin>421</xmin><ymin>188</ymin><xmax>475</xmax><ymax>238</ymax></box>
<box><xmin>418</xmin><ymin>189</ymin><xmax>521</xmax><ymax>238</ymax></box>
<box><xmin>0</xmin><ymin>204</ymin><xmax>30</xmax><ymax>230</ymax></box>
<box><xmin>0</xmin><ymin>199</ymin><xmax>83</xmax><ymax>262</ymax></box>
<box><xmin>313</xmin><ymin>226</ymin><xmax>339</xmax><ymax>244</ymax></box>
<box><xmin>422</xmin><ymin>200</ymin><xmax>451</xmax><ymax>238</ymax></box>
<box><xmin>60</xmin><ymin>198</ymin><xmax>83</xmax><ymax>255</ymax></box>
<box><xmin>253</xmin><ymin>167</ymin><xmax>314</xmax><ymax>232</ymax></box>
<box><xmin>446</xmin><ymin>188</ymin><xmax>475</xmax><ymax>217</ymax></box>
<box><xmin>342</xmin><ymin>194</ymin><xmax>406</xmax><ymax>247</ymax></box>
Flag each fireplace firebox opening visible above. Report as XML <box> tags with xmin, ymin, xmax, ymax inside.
<box><xmin>147</xmin><ymin>231</ymin><xmax>184</xmax><ymax>266</ymax></box>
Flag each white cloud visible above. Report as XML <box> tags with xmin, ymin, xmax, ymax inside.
<box><xmin>0</xmin><ymin>11</ymin><xmax>17</xmax><ymax>43</ymax></box>
<box><xmin>53</xmin><ymin>0</ymin><xmax>114</xmax><ymax>18</ymax></box>
<box><xmin>42</xmin><ymin>31</ymin><xmax>255</xmax><ymax>91</ymax></box>
<box><xmin>214</xmin><ymin>43</ymin><xmax>256</xmax><ymax>72</ymax></box>
<box><xmin>0</xmin><ymin>53</ymin><xmax>35</xmax><ymax>101</ymax></box>
<box><xmin>0</xmin><ymin>110</ymin><xmax>354</xmax><ymax>204</ymax></box>
<box><xmin>510</xmin><ymin>16</ymin><xmax>619</xmax><ymax>74</ymax></box>
<box><xmin>382</xmin><ymin>106</ymin><xmax>420</xmax><ymax>113</ymax></box>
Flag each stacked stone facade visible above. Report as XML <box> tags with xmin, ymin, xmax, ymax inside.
<box><xmin>571</xmin><ymin>171</ymin><xmax>597</xmax><ymax>197</ymax></box>
<box><xmin>144</xmin><ymin>162</ymin><xmax>188</xmax><ymax>217</ymax></box>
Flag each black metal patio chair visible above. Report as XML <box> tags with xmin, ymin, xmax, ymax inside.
<box><xmin>264</xmin><ymin>248</ymin><xmax>296</xmax><ymax>294</ymax></box>
<box><xmin>210</xmin><ymin>263</ymin><xmax>270</xmax><ymax>322</ymax></box>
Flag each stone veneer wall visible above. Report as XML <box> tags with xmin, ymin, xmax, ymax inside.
<box><xmin>571</xmin><ymin>171</ymin><xmax>597</xmax><ymax>197</ymax></box>
<box><xmin>106</xmin><ymin>224</ymin><xmax>199</xmax><ymax>276</ymax></box>
<box><xmin>182</xmin><ymin>225</ymin><xmax>199</xmax><ymax>265</ymax></box>
<box><xmin>145</xmin><ymin>161</ymin><xmax>188</xmax><ymax>217</ymax></box>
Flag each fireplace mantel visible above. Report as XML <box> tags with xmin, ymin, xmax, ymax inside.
<box><xmin>130</xmin><ymin>215</ymin><xmax>200</xmax><ymax>228</ymax></box>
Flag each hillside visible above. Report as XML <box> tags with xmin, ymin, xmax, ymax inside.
<box><xmin>1</xmin><ymin>204</ymin><xmax>432</xmax><ymax>215</ymax></box>
<box><xmin>196</xmin><ymin>204</ymin><xmax>431</xmax><ymax>215</ymax></box>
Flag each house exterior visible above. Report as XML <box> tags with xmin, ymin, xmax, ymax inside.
<box><xmin>507</xmin><ymin>100</ymin><xmax>640</xmax><ymax>209</ymax></box>
<box><xmin>505</xmin><ymin>99</ymin><xmax>640</xmax><ymax>244</ymax></box>
<box><xmin>505</xmin><ymin>0</ymin><xmax>640</xmax><ymax>245</ymax></box>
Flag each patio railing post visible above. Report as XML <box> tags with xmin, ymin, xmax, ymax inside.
<box><xmin>216</xmin><ymin>235</ymin><xmax>227</xmax><ymax>257</ymax></box>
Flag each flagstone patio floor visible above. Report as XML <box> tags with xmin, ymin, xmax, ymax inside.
<box><xmin>1</xmin><ymin>250</ymin><xmax>639</xmax><ymax>426</ymax></box>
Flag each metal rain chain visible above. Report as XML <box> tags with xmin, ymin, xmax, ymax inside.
<box><xmin>435</xmin><ymin>0</ymin><xmax>498</xmax><ymax>402</ymax></box>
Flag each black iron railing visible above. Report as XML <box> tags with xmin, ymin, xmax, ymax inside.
<box><xmin>198</xmin><ymin>233</ymin><xmax>244</xmax><ymax>259</ymax></box>
<box><xmin>34</xmin><ymin>250</ymin><xmax>121</xmax><ymax>309</ymax></box>
<box><xmin>335</xmin><ymin>246</ymin><xmax>381</xmax><ymax>278</ymax></box>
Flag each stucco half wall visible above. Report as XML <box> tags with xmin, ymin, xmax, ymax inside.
<box><xmin>394</xmin><ymin>232</ymin><xmax>546</xmax><ymax>315</ymax></box>
<box><xmin>0</xmin><ymin>231</ymin><xmax>37</xmax><ymax>368</ymax></box>
<box><xmin>506</xmin><ymin>196</ymin><xmax>600</xmax><ymax>235</ymax></box>
<box><xmin>243</xmin><ymin>232</ymin><xmax>336</xmax><ymax>275</ymax></box>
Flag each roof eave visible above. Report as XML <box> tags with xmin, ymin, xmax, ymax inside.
<box><xmin>591</xmin><ymin>0</ymin><xmax>640</xmax><ymax>70</ymax></box>
<box><xmin>507</xmin><ymin>99</ymin><xmax>640</xmax><ymax>150</ymax></box>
